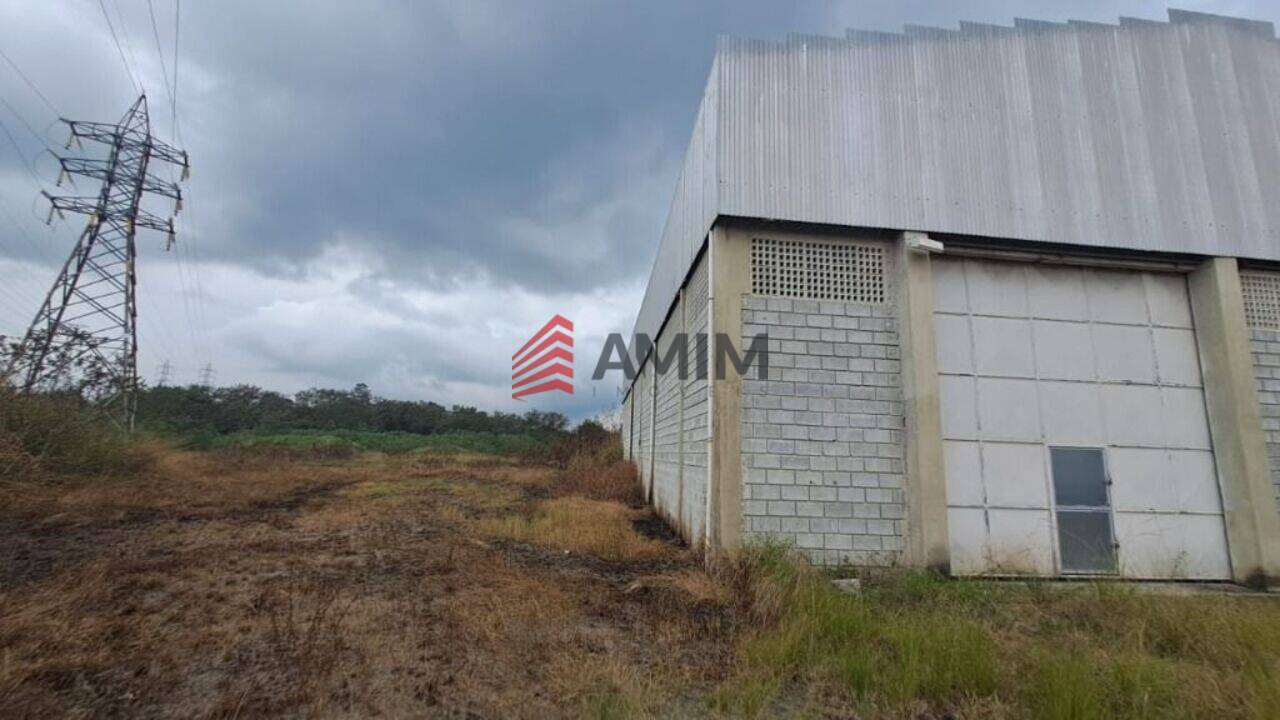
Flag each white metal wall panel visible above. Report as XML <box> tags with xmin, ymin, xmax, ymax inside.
<box><xmin>630</xmin><ymin>11</ymin><xmax>1280</xmax><ymax>372</ymax></box>
<box><xmin>934</xmin><ymin>256</ymin><xmax>1232</xmax><ymax>579</ymax></box>
<box><xmin>717</xmin><ymin>13</ymin><xmax>1280</xmax><ymax>262</ymax></box>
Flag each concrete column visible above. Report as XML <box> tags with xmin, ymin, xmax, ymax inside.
<box><xmin>1189</xmin><ymin>257</ymin><xmax>1280</xmax><ymax>587</ymax></box>
<box><xmin>895</xmin><ymin>233</ymin><xmax>951</xmax><ymax>572</ymax></box>
<box><xmin>708</xmin><ymin>224</ymin><xmax>748</xmax><ymax>553</ymax></box>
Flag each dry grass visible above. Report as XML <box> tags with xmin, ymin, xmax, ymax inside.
<box><xmin>0</xmin><ymin>439</ymin><xmax>721</xmax><ymax>719</ymax></box>
<box><xmin>559</xmin><ymin>450</ymin><xmax>643</xmax><ymax>505</ymax></box>
<box><xmin>3</xmin><ymin>434</ymin><xmax>1277</xmax><ymax>719</ymax></box>
<box><xmin>483</xmin><ymin>496</ymin><xmax>677</xmax><ymax>562</ymax></box>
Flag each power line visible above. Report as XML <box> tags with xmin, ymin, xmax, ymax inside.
<box><xmin>133</xmin><ymin>245</ymin><xmax>190</xmax><ymax>364</ymax></box>
<box><xmin>0</xmin><ymin>81</ymin><xmax>69</xmax><ymax>323</ymax></box>
<box><xmin>177</xmin><ymin>199</ymin><xmax>210</xmax><ymax>356</ymax></box>
<box><xmin>168</xmin><ymin>0</ymin><xmax>210</xmax><ymax>362</ymax></box>
<box><xmin>145</xmin><ymin>0</ymin><xmax>174</xmax><ymax>118</ymax></box>
<box><xmin>137</xmin><ymin>274</ymin><xmax>182</xmax><ymax>364</ymax></box>
<box><xmin>0</xmin><ymin>261</ymin><xmax>34</xmax><ymax>311</ymax></box>
<box><xmin>7</xmin><ymin>96</ymin><xmax>189</xmax><ymax>429</ymax></box>
<box><xmin>0</xmin><ymin>114</ymin><xmax>41</xmax><ymax>186</ymax></box>
<box><xmin>2</xmin><ymin>4</ymin><xmax>201</xmax><ymax>414</ymax></box>
<box><xmin>0</xmin><ymin>291</ymin><xmax>31</xmax><ymax>319</ymax></box>
<box><xmin>0</xmin><ymin>192</ymin><xmax>56</xmax><ymax>266</ymax></box>
<box><xmin>167</xmin><ymin>224</ymin><xmax>205</xmax><ymax>359</ymax></box>
<box><xmin>109</xmin><ymin>0</ymin><xmax>145</xmax><ymax>92</ymax></box>
<box><xmin>142</xmin><ymin>0</ymin><xmax>202</xmax><ymax>362</ymax></box>
<box><xmin>0</xmin><ymin>93</ymin><xmax>54</xmax><ymax>155</ymax></box>
<box><xmin>83</xmin><ymin>0</ymin><xmax>203</xmax><ymax>370</ymax></box>
<box><xmin>172</xmin><ymin>0</ymin><xmax>181</xmax><ymax>142</ymax></box>
<box><xmin>96</xmin><ymin>0</ymin><xmax>141</xmax><ymax>94</ymax></box>
<box><xmin>0</xmin><ymin>47</ymin><xmax>60</xmax><ymax>118</ymax></box>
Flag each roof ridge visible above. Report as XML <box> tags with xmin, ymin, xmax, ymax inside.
<box><xmin>1168</xmin><ymin>9</ymin><xmax>1275</xmax><ymax>37</ymax></box>
<box><xmin>903</xmin><ymin>24</ymin><xmax>960</xmax><ymax>39</ymax></box>
<box><xmin>718</xmin><ymin>9</ymin><xmax>1276</xmax><ymax>50</ymax></box>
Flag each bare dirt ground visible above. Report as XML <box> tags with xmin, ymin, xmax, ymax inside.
<box><xmin>0</xmin><ymin>448</ymin><xmax>732</xmax><ymax>719</ymax></box>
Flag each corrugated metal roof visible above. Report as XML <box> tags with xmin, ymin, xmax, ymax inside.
<box><xmin>631</xmin><ymin>9</ymin><xmax>1280</xmax><ymax>349</ymax></box>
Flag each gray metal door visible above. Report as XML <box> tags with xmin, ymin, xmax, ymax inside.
<box><xmin>1050</xmin><ymin>447</ymin><xmax>1116</xmax><ymax>574</ymax></box>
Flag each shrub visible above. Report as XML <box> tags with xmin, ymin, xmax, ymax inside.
<box><xmin>545</xmin><ymin>420</ymin><xmax>617</xmax><ymax>467</ymax></box>
<box><xmin>0</xmin><ymin>386</ymin><xmax>153</xmax><ymax>480</ymax></box>
<box><xmin>560</xmin><ymin>450</ymin><xmax>640</xmax><ymax>505</ymax></box>
<box><xmin>547</xmin><ymin>424</ymin><xmax>639</xmax><ymax>504</ymax></box>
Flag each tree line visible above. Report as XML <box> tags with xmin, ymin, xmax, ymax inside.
<box><xmin>135</xmin><ymin>382</ymin><xmax>570</xmax><ymax>436</ymax></box>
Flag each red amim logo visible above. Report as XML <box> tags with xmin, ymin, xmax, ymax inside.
<box><xmin>512</xmin><ymin>315</ymin><xmax>574</xmax><ymax>400</ymax></box>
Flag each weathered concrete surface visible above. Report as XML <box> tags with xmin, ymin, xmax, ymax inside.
<box><xmin>709</xmin><ymin>223</ymin><xmax>748</xmax><ymax>553</ymax></box>
<box><xmin>1189</xmin><ymin>257</ymin><xmax>1280</xmax><ymax>586</ymax></box>
<box><xmin>896</xmin><ymin>233</ymin><xmax>951</xmax><ymax>573</ymax></box>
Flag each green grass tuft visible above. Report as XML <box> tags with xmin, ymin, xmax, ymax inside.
<box><xmin>715</xmin><ymin>544</ymin><xmax>1280</xmax><ymax>719</ymax></box>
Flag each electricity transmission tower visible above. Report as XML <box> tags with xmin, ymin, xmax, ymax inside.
<box><xmin>198</xmin><ymin>362</ymin><xmax>215</xmax><ymax>388</ymax></box>
<box><xmin>155</xmin><ymin>359</ymin><xmax>172</xmax><ymax>386</ymax></box>
<box><xmin>4</xmin><ymin>95</ymin><xmax>188</xmax><ymax>430</ymax></box>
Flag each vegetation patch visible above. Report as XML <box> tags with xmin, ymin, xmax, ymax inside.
<box><xmin>0</xmin><ymin>387</ymin><xmax>155</xmax><ymax>480</ymax></box>
<box><xmin>485</xmin><ymin>497</ymin><xmax>676</xmax><ymax>563</ymax></box>
<box><xmin>714</xmin><ymin>544</ymin><xmax>1280</xmax><ymax>719</ymax></box>
<box><xmin>180</xmin><ymin>427</ymin><xmax>553</xmax><ymax>457</ymax></box>
<box><xmin>4</xmin><ymin>405</ymin><xmax>1278</xmax><ymax>719</ymax></box>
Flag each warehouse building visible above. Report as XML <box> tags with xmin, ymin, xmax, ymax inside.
<box><xmin>620</xmin><ymin>10</ymin><xmax>1280</xmax><ymax>584</ymax></box>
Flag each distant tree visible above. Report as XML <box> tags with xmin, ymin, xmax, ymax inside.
<box><xmin>574</xmin><ymin>419</ymin><xmax>611</xmax><ymax>445</ymax></box>
<box><xmin>129</xmin><ymin>378</ymin><xmax>576</xmax><ymax>441</ymax></box>
<box><xmin>590</xmin><ymin>405</ymin><xmax>623</xmax><ymax>432</ymax></box>
<box><xmin>352</xmin><ymin>383</ymin><xmax>371</xmax><ymax>404</ymax></box>
<box><xmin>523</xmin><ymin>410</ymin><xmax>568</xmax><ymax>433</ymax></box>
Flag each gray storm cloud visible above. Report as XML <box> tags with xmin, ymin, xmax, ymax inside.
<box><xmin>2</xmin><ymin>0</ymin><xmax>1277</xmax><ymax>419</ymax></box>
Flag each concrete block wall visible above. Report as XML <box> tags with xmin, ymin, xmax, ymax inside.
<box><xmin>1249</xmin><ymin>327</ymin><xmax>1280</xmax><ymax>515</ymax></box>
<box><xmin>652</xmin><ymin>298</ymin><xmax>684</xmax><ymax>519</ymax></box>
<box><xmin>622</xmin><ymin>250</ymin><xmax>712</xmax><ymax>546</ymax></box>
<box><xmin>621</xmin><ymin>394</ymin><xmax>632</xmax><ymax>461</ymax></box>
<box><xmin>635</xmin><ymin>362</ymin><xmax>652</xmax><ymax>493</ymax></box>
<box><xmin>740</xmin><ymin>293</ymin><xmax>908</xmax><ymax>566</ymax></box>
<box><xmin>681</xmin><ymin>252</ymin><xmax>711</xmax><ymax>544</ymax></box>
<box><xmin>625</xmin><ymin>389</ymin><xmax>635</xmax><ymax>461</ymax></box>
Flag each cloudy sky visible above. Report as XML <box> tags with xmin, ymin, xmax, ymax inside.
<box><xmin>1</xmin><ymin>1</ymin><xmax>1277</xmax><ymax>420</ymax></box>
